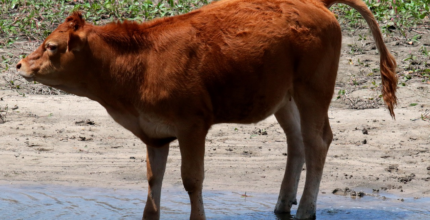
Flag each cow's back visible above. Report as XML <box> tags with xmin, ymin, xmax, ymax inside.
<box><xmin>133</xmin><ymin>0</ymin><xmax>340</xmax><ymax>124</ymax></box>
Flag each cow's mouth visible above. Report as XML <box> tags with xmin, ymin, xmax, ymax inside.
<box><xmin>18</xmin><ymin>71</ymin><xmax>35</xmax><ymax>82</ymax></box>
<box><xmin>22</xmin><ymin>76</ymin><xmax>35</xmax><ymax>82</ymax></box>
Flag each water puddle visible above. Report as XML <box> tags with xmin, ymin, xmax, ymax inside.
<box><xmin>1</xmin><ymin>185</ymin><xmax>429</xmax><ymax>219</ymax></box>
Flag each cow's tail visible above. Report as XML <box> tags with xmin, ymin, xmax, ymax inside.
<box><xmin>322</xmin><ymin>0</ymin><xmax>397</xmax><ymax>118</ymax></box>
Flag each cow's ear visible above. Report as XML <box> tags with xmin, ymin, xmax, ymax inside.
<box><xmin>65</xmin><ymin>11</ymin><xmax>85</xmax><ymax>31</ymax></box>
<box><xmin>67</xmin><ymin>31</ymin><xmax>86</xmax><ymax>52</ymax></box>
<box><xmin>65</xmin><ymin>11</ymin><xmax>87</xmax><ymax>52</ymax></box>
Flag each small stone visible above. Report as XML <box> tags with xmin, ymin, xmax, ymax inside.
<box><xmin>362</xmin><ymin>139</ymin><xmax>367</xmax><ymax>144</ymax></box>
<box><xmin>362</xmin><ymin>128</ymin><xmax>368</xmax><ymax>135</ymax></box>
<box><xmin>332</xmin><ymin>188</ymin><xmax>344</xmax><ymax>195</ymax></box>
<box><xmin>85</xmin><ymin>119</ymin><xmax>95</xmax><ymax>125</ymax></box>
<box><xmin>386</xmin><ymin>164</ymin><xmax>399</xmax><ymax>173</ymax></box>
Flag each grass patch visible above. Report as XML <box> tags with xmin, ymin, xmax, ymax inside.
<box><xmin>0</xmin><ymin>0</ymin><xmax>429</xmax><ymax>46</ymax></box>
<box><xmin>0</xmin><ymin>0</ymin><xmax>211</xmax><ymax>47</ymax></box>
<box><xmin>0</xmin><ymin>0</ymin><xmax>429</xmax><ymax>62</ymax></box>
<box><xmin>332</xmin><ymin>0</ymin><xmax>430</xmax><ymax>38</ymax></box>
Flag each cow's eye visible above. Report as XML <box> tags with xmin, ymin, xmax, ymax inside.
<box><xmin>46</xmin><ymin>44</ymin><xmax>57</xmax><ymax>51</ymax></box>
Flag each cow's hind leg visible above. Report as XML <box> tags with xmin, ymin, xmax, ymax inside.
<box><xmin>274</xmin><ymin>98</ymin><xmax>305</xmax><ymax>214</ymax></box>
<box><xmin>143</xmin><ymin>144</ymin><xmax>169</xmax><ymax>220</ymax></box>
<box><xmin>294</xmin><ymin>82</ymin><xmax>334</xmax><ymax>219</ymax></box>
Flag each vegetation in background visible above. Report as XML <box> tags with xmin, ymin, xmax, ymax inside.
<box><xmin>0</xmin><ymin>0</ymin><xmax>210</xmax><ymax>46</ymax></box>
<box><xmin>332</xmin><ymin>0</ymin><xmax>430</xmax><ymax>38</ymax></box>
<box><xmin>0</xmin><ymin>0</ymin><xmax>429</xmax><ymax>46</ymax></box>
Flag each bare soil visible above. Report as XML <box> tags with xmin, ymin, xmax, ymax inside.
<box><xmin>1</xmin><ymin>27</ymin><xmax>430</xmax><ymax>202</ymax></box>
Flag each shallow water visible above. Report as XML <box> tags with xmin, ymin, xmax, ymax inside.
<box><xmin>1</xmin><ymin>185</ymin><xmax>429</xmax><ymax>220</ymax></box>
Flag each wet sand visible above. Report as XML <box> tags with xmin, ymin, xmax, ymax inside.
<box><xmin>1</xmin><ymin>184</ymin><xmax>429</xmax><ymax>220</ymax></box>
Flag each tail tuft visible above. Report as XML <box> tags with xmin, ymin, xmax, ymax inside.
<box><xmin>380</xmin><ymin>52</ymin><xmax>397</xmax><ymax>118</ymax></box>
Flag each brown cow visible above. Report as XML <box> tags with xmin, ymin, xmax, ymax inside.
<box><xmin>16</xmin><ymin>0</ymin><xmax>397</xmax><ymax>219</ymax></box>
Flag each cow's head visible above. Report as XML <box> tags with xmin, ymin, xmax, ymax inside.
<box><xmin>16</xmin><ymin>12</ymin><xmax>88</xmax><ymax>87</ymax></box>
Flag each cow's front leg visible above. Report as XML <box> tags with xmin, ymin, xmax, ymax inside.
<box><xmin>143</xmin><ymin>144</ymin><xmax>169</xmax><ymax>220</ymax></box>
<box><xmin>178</xmin><ymin>128</ymin><xmax>208</xmax><ymax>220</ymax></box>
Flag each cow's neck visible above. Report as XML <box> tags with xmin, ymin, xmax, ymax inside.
<box><xmin>75</xmin><ymin>30</ymin><xmax>150</xmax><ymax>115</ymax></box>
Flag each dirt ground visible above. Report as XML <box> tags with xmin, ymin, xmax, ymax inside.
<box><xmin>1</xmin><ymin>26</ymin><xmax>430</xmax><ymax>206</ymax></box>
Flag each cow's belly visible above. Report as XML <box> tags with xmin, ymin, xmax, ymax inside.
<box><xmin>212</xmin><ymin>86</ymin><xmax>291</xmax><ymax>124</ymax></box>
<box><xmin>106</xmin><ymin>107</ymin><xmax>176</xmax><ymax>140</ymax></box>
<box><xmin>137</xmin><ymin>112</ymin><xmax>177</xmax><ymax>139</ymax></box>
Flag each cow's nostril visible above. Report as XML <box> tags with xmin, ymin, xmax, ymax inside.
<box><xmin>16</xmin><ymin>63</ymin><xmax>22</xmax><ymax>70</ymax></box>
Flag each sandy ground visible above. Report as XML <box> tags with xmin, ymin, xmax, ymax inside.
<box><xmin>1</xmin><ymin>28</ymin><xmax>430</xmax><ymax>208</ymax></box>
<box><xmin>1</xmin><ymin>90</ymin><xmax>429</xmax><ymax>197</ymax></box>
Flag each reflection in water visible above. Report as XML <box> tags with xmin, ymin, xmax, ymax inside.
<box><xmin>0</xmin><ymin>185</ymin><xmax>429</xmax><ymax>219</ymax></box>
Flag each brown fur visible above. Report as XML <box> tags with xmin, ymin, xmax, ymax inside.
<box><xmin>17</xmin><ymin>0</ymin><xmax>396</xmax><ymax>219</ymax></box>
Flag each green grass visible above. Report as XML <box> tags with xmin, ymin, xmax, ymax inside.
<box><xmin>1</xmin><ymin>0</ymin><xmax>429</xmax><ymax>47</ymax></box>
<box><xmin>0</xmin><ymin>0</ymin><xmax>429</xmax><ymax>48</ymax></box>
<box><xmin>0</xmin><ymin>0</ymin><xmax>210</xmax><ymax>47</ymax></box>
<box><xmin>332</xmin><ymin>0</ymin><xmax>430</xmax><ymax>37</ymax></box>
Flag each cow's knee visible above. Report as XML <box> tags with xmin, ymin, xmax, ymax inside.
<box><xmin>182</xmin><ymin>177</ymin><xmax>202</xmax><ymax>193</ymax></box>
<box><xmin>323</xmin><ymin>118</ymin><xmax>333</xmax><ymax>147</ymax></box>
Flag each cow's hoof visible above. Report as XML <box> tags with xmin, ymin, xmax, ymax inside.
<box><xmin>274</xmin><ymin>198</ymin><xmax>297</xmax><ymax>213</ymax></box>
<box><xmin>295</xmin><ymin>208</ymin><xmax>316</xmax><ymax>220</ymax></box>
